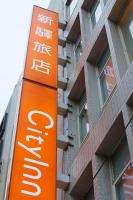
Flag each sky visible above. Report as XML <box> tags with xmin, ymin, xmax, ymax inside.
<box><xmin>0</xmin><ymin>0</ymin><xmax>50</xmax><ymax>122</ymax></box>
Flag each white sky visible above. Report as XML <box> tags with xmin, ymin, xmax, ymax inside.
<box><xmin>0</xmin><ymin>0</ymin><xmax>50</xmax><ymax>122</ymax></box>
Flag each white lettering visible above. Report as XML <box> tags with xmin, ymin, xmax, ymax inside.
<box><xmin>26</xmin><ymin>135</ymin><xmax>44</xmax><ymax>144</ymax></box>
<box><xmin>25</xmin><ymin>157</ymin><xmax>49</xmax><ymax>167</ymax></box>
<box><xmin>21</xmin><ymin>180</ymin><xmax>41</xmax><ymax>196</ymax></box>
<box><xmin>18</xmin><ymin>110</ymin><xmax>53</xmax><ymax>197</ymax></box>
<box><xmin>27</xmin><ymin>127</ymin><xmax>42</xmax><ymax>134</ymax></box>
<box><xmin>18</xmin><ymin>142</ymin><xmax>41</xmax><ymax>158</ymax></box>
<box><xmin>31</xmin><ymin>59</ymin><xmax>51</xmax><ymax>75</ymax></box>
<box><xmin>23</xmin><ymin>164</ymin><xmax>41</xmax><ymax>179</ymax></box>
<box><xmin>33</xmin><ymin>41</ymin><xmax>52</xmax><ymax>56</ymax></box>
<box><xmin>38</xmin><ymin>14</ymin><xmax>53</xmax><ymax>26</ymax></box>
<box><xmin>35</xmin><ymin>27</ymin><xmax>52</xmax><ymax>39</ymax></box>
<box><xmin>28</xmin><ymin>110</ymin><xmax>54</xmax><ymax>129</ymax></box>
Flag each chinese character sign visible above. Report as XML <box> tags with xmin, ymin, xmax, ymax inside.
<box><xmin>24</xmin><ymin>6</ymin><xmax>58</xmax><ymax>88</ymax></box>
<box><xmin>8</xmin><ymin>80</ymin><xmax>57</xmax><ymax>200</ymax></box>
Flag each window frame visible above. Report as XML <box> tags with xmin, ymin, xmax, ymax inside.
<box><xmin>69</xmin><ymin>0</ymin><xmax>79</xmax><ymax>17</ymax></box>
<box><xmin>97</xmin><ymin>55</ymin><xmax>111</xmax><ymax>106</ymax></box>
<box><xmin>78</xmin><ymin>94</ymin><xmax>89</xmax><ymax>145</ymax></box>
<box><xmin>118</xmin><ymin>1</ymin><xmax>133</xmax><ymax>65</ymax></box>
<box><xmin>0</xmin><ymin>113</ymin><xmax>7</xmax><ymax>140</ymax></box>
<box><xmin>84</xmin><ymin>185</ymin><xmax>95</xmax><ymax>200</ymax></box>
<box><xmin>111</xmin><ymin>161</ymin><xmax>132</xmax><ymax>200</ymax></box>
<box><xmin>129</xmin><ymin>20</ymin><xmax>133</xmax><ymax>39</ymax></box>
<box><xmin>110</xmin><ymin>137</ymin><xmax>131</xmax><ymax>200</ymax></box>
<box><xmin>90</xmin><ymin>0</ymin><xmax>102</xmax><ymax>28</ymax></box>
<box><xmin>74</xmin><ymin>35</ymin><xmax>82</xmax><ymax>65</ymax></box>
<box><xmin>0</xmin><ymin>113</ymin><xmax>8</xmax><ymax>176</ymax></box>
<box><xmin>96</xmin><ymin>47</ymin><xmax>117</xmax><ymax>108</ymax></box>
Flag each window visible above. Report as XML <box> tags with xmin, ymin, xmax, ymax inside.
<box><xmin>90</xmin><ymin>0</ymin><xmax>102</xmax><ymax>28</ymax></box>
<box><xmin>111</xmin><ymin>138</ymin><xmax>132</xmax><ymax>200</ymax></box>
<box><xmin>119</xmin><ymin>1</ymin><xmax>133</xmax><ymax>63</ymax></box>
<box><xmin>0</xmin><ymin>113</ymin><xmax>8</xmax><ymax>141</ymax></box>
<box><xmin>84</xmin><ymin>186</ymin><xmax>94</xmax><ymax>200</ymax></box>
<box><xmin>129</xmin><ymin>20</ymin><xmax>133</xmax><ymax>39</ymax></box>
<box><xmin>70</xmin><ymin>0</ymin><xmax>78</xmax><ymax>16</ymax></box>
<box><xmin>116</xmin><ymin>164</ymin><xmax>133</xmax><ymax>200</ymax></box>
<box><xmin>97</xmin><ymin>46</ymin><xmax>116</xmax><ymax>106</ymax></box>
<box><xmin>0</xmin><ymin>113</ymin><xmax>8</xmax><ymax>174</ymax></box>
<box><xmin>79</xmin><ymin>94</ymin><xmax>89</xmax><ymax>144</ymax></box>
<box><xmin>74</xmin><ymin>36</ymin><xmax>82</xmax><ymax>64</ymax></box>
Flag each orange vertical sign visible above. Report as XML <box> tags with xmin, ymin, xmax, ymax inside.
<box><xmin>8</xmin><ymin>80</ymin><xmax>57</xmax><ymax>199</ymax></box>
<box><xmin>8</xmin><ymin>5</ymin><xmax>58</xmax><ymax>200</ymax></box>
<box><xmin>24</xmin><ymin>6</ymin><xmax>58</xmax><ymax>88</ymax></box>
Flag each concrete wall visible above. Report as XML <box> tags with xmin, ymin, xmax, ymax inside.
<box><xmin>0</xmin><ymin>79</ymin><xmax>22</xmax><ymax>200</ymax></box>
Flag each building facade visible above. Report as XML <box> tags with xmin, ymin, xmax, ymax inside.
<box><xmin>48</xmin><ymin>0</ymin><xmax>133</xmax><ymax>199</ymax></box>
<box><xmin>0</xmin><ymin>0</ymin><xmax>133</xmax><ymax>199</ymax></box>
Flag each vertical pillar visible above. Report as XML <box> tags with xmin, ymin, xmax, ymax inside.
<box><xmin>122</xmin><ymin>104</ymin><xmax>133</xmax><ymax>164</ymax></box>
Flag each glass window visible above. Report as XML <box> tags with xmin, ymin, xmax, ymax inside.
<box><xmin>129</xmin><ymin>20</ymin><xmax>133</xmax><ymax>39</ymax></box>
<box><xmin>90</xmin><ymin>0</ymin><xmax>102</xmax><ymax>28</ymax></box>
<box><xmin>112</xmin><ymin>139</ymin><xmax>130</xmax><ymax>180</ymax></box>
<box><xmin>0</xmin><ymin>115</ymin><xmax>7</xmax><ymax>140</ymax></box>
<box><xmin>111</xmin><ymin>138</ymin><xmax>132</xmax><ymax>200</ymax></box>
<box><xmin>120</xmin><ymin>1</ymin><xmax>133</xmax><ymax>63</ymax></box>
<box><xmin>84</xmin><ymin>186</ymin><xmax>95</xmax><ymax>200</ymax></box>
<box><xmin>0</xmin><ymin>113</ymin><xmax>8</xmax><ymax>175</ymax></box>
<box><xmin>74</xmin><ymin>37</ymin><xmax>82</xmax><ymax>64</ymax></box>
<box><xmin>0</xmin><ymin>140</ymin><xmax>3</xmax><ymax>173</ymax></box>
<box><xmin>79</xmin><ymin>94</ymin><xmax>89</xmax><ymax>144</ymax></box>
<box><xmin>63</xmin><ymin>117</ymin><xmax>68</xmax><ymax>135</ymax></box>
<box><xmin>116</xmin><ymin>163</ymin><xmax>133</xmax><ymax>200</ymax></box>
<box><xmin>70</xmin><ymin>0</ymin><xmax>78</xmax><ymax>16</ymax></box>
<box><xmin>97</xmin><ymin>46</ymin><xmax>117</xmax><ymax>105</ymax></box>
